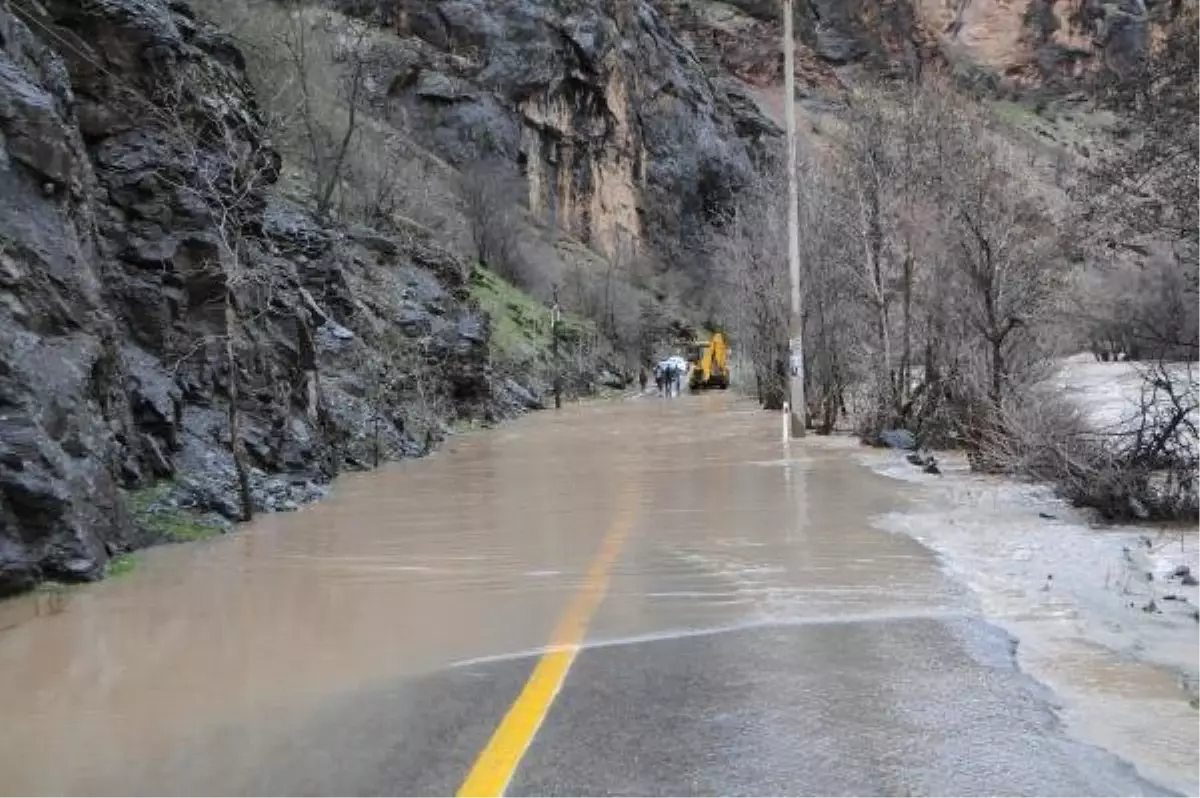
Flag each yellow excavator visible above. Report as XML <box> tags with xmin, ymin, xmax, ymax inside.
<box><xmin>686</xmin><ymin>332</ymin><xmax>730</xmax><ymax>390</ymax></box>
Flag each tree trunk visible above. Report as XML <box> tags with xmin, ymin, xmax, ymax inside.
<box><xmin>989</xmin><ymin>335</ymin><xmax>1005</xmax><ymax>410</ymax></box>
<box><xmin>898</xmin><ymin>250</ymin><xmax>914</xmax><ymax>419</ymax></box>
<box><xmin>552</xmin><ymin>288</ymin><xmax>562</xmax><ymax>410</ymax></box>
<box><xmin>225</xmin><ymin>294</ymin><xmax>253</xmax><ymax>523</ymax></box>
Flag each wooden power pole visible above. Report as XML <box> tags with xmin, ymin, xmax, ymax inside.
<box><xmin>783</xmin><ymin>0</ymin><xmax>806</xmax><ymax>438</ymax></box>
<box><xmin>551</xmin><ymin>286</ymin><xmax>562</xmax><ymax>410</ymax></box>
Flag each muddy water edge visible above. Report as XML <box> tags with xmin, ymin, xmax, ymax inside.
<box><xmin>0</xmin><ymin>395</ymin><xmax>1189</xmax><ymax>794</ymax></box>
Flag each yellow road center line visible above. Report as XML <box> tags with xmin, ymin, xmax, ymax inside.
<box><xmin>455</xmin><ymin>499</ymin><xmax>636</xmax><ymax>798</ymax></box>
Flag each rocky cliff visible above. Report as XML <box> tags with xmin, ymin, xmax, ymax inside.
<box><xmin>0</xmin><ymin>0</ymin><xmax>782</xmax><ymax>595</ymax></box>
<box><xmin>0</xmin><ymin>0</ymin><xmax>528</xmax><ymax>594</ymax></box>
<box><xmin>3</xmin><ymin>0</ymin><xmax>1177</xmax><ymax>595</ymax></box>
<box><xmin>657</xmin><ymin>0</ymin><xmax>1177</xmax><ymax>96</ymax></box>
<box><xmin>334</xmin><ymin>0</ymin><xmax>780</xmax><ymax>263</ymax></box>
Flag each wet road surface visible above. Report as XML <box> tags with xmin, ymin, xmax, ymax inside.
<box><xmin>0</xmin><ymin>394</ymin><xmax>1174</xmax><ymax>795</ymax></box>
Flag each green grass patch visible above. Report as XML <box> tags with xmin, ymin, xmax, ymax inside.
<box><xmin>468</xmin><ymin>266</ymin><xmax>593</xmax><ymax>363</ymax></box>
<box><xmin>450</xmin><ymin>417</ymin><xmax>487</xmax><ymax>434</ymax></box>
<box><xmin>988</xmin><ymin>98</ymin><xmax>1113</xmax><ymax>157</ymax></box>
<box><xmin>126</xmin><ymin>483</ymin><xmax>224</xmax><ymax>543</ymax></box>
<box><xmin>105</xmin><ymin>554</ymin><xmax>138</xmax><ymax>578</ymax></box>
<box><xmin>991</xmin><ymin>99</ymin><xmax>1044</xmax><ymax>129</ymax></box>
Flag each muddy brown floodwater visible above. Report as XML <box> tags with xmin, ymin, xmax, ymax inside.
<box><xmin>0</xmin><ymin>394</ymin><xmax>1180</xmax><ymax>796</ymax></box>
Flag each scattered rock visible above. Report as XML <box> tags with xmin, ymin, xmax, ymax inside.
<box><xmin>1172</xmin><ymin>565</ymin><xmax>1192</xmax><ymax>579</ymax></box>
<box><xmin>598</xmin><ymin>370</ymin><xmax>626</xmax><ymax>390</ymax></box>
<box><xmin>1182</xmin><ymin>573</ymin><xmax>1199</xmax><ymax>587</ymax></box>
<box><xmin>879</xmin><ymin>429</ymin><xmax>916</xmax><ymax>451</ymax></box>
<box><xmin>499</xmin><ymin>378</ymin><xmax>543</xmax><ymax>411</ymax></box>
<box><xmin>1128</xmin><ymin>497</ymin><xmax>1151</xmax><ymax>520</ymax></box>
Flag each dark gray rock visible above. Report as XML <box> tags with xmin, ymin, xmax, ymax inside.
<box><xmin>879</xmin><ymin>429</ymin><xmax>917</xmax><ymax>451</ymax></box>
<box><xmin>598</xmin><ymin>370</ymin><xmax>626</xmax><ymax>389</ymax></box>
<box><xmin>414</xmin><ymin>70</ymin><xmax>477</xmax><ymax>101</ymax></box>
<box><xmin>0</xmin><ymin>0</ymin><xmax>507</xmax><ymax>595</ymax></box>
<box><xmin>350</xmin><ymin>0</ymin><xmax>769</xmax><ymax>263</ymax></box>
<box><xmin>500</xmin><ymin>377</ymin><xmax>544</xmax><ymax>411</ymax></box>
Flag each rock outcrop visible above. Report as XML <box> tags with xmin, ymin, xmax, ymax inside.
<box><xmin>337</xmin><ymin>0</ymin><xmax>780</xmax><ymax>262</ymax></box>
<box><xmin>657</xmin><ymin>0</ymin><xmax>1182</xmax><ymax>98</ymax></box>
<box><xmin>0</xmin><ymin>0</ymin><xmax>508</xmax><ymax>595</ymax></box>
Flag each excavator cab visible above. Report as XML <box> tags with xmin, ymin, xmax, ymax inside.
<box><xmin>686</xmin><ymin>332</ymin><xmax>730</xmax><ymax>391</ymax></box>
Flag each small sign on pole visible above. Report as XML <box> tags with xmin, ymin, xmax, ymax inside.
<box><xmin>789</xmin><ymin>338</ymin><xmax>803</xmax><ymax>378</ymax></box>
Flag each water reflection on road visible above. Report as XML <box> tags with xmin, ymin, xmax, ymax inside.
<box><xmin>0</xmin><ymin>393</ymin><xmax>1173</xmax><ymax>795</ymax></box>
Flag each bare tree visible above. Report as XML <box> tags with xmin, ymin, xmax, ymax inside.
<box><xmin>941</xmin><ymin>132</ymin><xmax>1062</xmax><ymax>413</ymax></box>
<box><xmin>708</xmin><ymin>157</ymin><xmax>790</xmax><ymax>409</ymax></box>
<box><xmin>277</xmin><ymin>3</ymin><xmax>370</xmax><ymax>221</ymax></box>
<box><xmin>838</xmin><ymin>87</ymin><xmax>901</xmax><ymax>427</ymax></box>
<box><xmin>1082</xmin><ymin>4</ymin><xmax>1198</xmax><ymax>263</ymax></box>
<box><xmin>162</xmin><ymin>80</ymin><xmax>281</xmax><ymax>522</ymax></box>
<box><xmin>459</xmin><ymin>157</ymin><xmax>526</xmax><ymax>284</ymax></box>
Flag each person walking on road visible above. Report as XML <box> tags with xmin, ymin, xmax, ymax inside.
<box><xmin>639</xmin><ymin>367</ymin><xmax>649</xmax><ymax>394</ymax></box>
<box><xmin>659</xmin><ymin>361</ymin><xmax>681</xmax><ymax>398</ymax></box>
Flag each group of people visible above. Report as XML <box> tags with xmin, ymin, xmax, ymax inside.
<box><xmin>638</xmin><ymin>357</ymin><xmax>686</xmax><ymax>398</ymax></box>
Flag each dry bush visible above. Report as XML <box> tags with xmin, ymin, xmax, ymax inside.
<box><xmin>459</xmin><ymin>157</ymin><xmax>527</xmax><ymax>284</ymax></box>
<box><xmin>976</xmin><ymin>362</ymin><xmax>1198</xmax><ymax>521</ymax></box>
<box><xmin>1074</xmin><ymin>252</ymin><xmax>1200</xmax><ymax>363</ymax></box>
<box><xmin>190</xmin><ymin>0</ymin><xmax>469</xmax><ymax>247</ymax></box>
<box><xmin>704</xmin><ymin>145</ymin><xmax>790</xmax><ymax>409</ymax></box>
<box><xmin>708</xmin><ymin>79</ymin><xmax>1066</xmax><ymax>439</ymax></box>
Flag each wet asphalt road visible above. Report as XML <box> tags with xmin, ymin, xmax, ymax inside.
<box><xmin>0</xmin><ymin>394</ymin><xmax>1177</xmax><ymax>796</ymax></box>
<box><xmin>198</xmin><ymin>619</ymin><xmax>1164</xmax><ymax>797</ymax></box>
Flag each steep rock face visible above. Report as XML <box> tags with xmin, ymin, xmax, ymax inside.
<box><xmin>0</xmin><ymin>0</ymin><xmax>136</xmax><ymax>591</ymax></box>
<box><xmin>0</xmin><ymin>0</ymin><xmax>502</xmax><ymax>595</ymax></box>
<box><xmin>660</xmin><ymin>0</ymin><xmax>1178</xmax><ymax>97</ymax></box>
<box><xmin>657</xmin><ymin>0</ymin><xmax>941</xmax><ymax>92</ymax></box>
<box><xmin>342</xmin><ymin>0</ymin><xmax>780</xmax><ymax>262</ymax></box>
<box><xmin>918</xmin><ymin>0</ymin><xmax>1155</xmax><ymax>86</ymax></box>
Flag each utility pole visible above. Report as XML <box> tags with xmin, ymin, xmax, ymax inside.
<box><xmin>783</xmin><ymin>0</ymin><xmax>806</xmax><ymax>438</ymax></box>
<box><xmin>551</xmin><ymin>286</ymin><xmax>562</xmax><ymax>410</ymax></box>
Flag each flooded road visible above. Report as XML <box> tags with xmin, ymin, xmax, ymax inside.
<box><xmin>0</xmin><ymin>394</ymin><xmax>1174</xmax><ymax>795</ymax></box>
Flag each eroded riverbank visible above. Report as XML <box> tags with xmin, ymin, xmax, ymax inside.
<box><xmin>835</xmin><ymin>436</ymin><xmax>1200</xmax><ymax>796</ymax></box>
